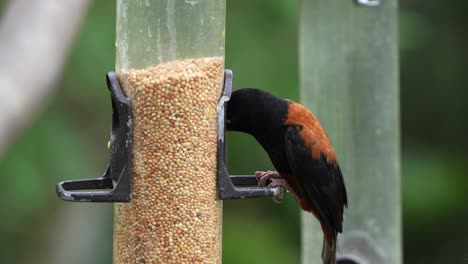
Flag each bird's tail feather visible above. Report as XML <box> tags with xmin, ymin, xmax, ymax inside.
<box><xmin>321</xmin><ymin>235</ymin><xmax>336</xmax><ymax>264</ymax></box>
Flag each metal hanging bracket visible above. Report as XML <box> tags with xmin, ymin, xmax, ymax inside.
<box><xmin>217</xmin><ymin>70</ymin><xmax>282</xmax><ymax>200</ymax></box>
<box><xmin>355</xmin><ymin>0</ymin><xmax>381</xmax><ymax>7</ymax></box>
<box><xmin>56</xmin><ymin>72</ymin><xmax>132</xmax><ymax>202</ymax></box>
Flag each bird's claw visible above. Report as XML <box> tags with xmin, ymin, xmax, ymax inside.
<box><xmin>255</xmin><ymin>171</ymin><xmax>286</xmax><ymax>202</ymax></box>
<box><xmin>268</xmin><ymin>179</ymin><xmax>287</xmax><ymax>203</ymax></box>
<box><xmin>255</xmin><ymin>171</ymin><xmax>281</xmax><ymax>187</ymax></box>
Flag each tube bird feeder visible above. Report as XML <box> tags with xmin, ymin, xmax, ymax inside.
<box><xmin>55</xmin><ymin>1</ymin><xmax>282</xmax><ymax>263</ymax></box>
<box><xmin>300</xmin><ymin>0</ymin><xmax>401</xmax><ymax>263</ymax></box>
<box><xmin>113</xmin><ymin>0</ymin><xmax>225</xmax><ymax>263</ymax></box>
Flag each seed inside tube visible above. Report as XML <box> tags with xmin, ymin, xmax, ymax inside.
<box><xmin>113</xmin><ymin>57</ymin><xmax>224</xmax><ymax>264</ymax></box>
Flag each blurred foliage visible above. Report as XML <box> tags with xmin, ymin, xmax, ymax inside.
<box><xmin>399</xmin><ymin>1</ymin><xmax>468</xmax><ymax>263</ymax></box>
<box><xmin>0</xmin><ymin>0</ymin><xmax>467</xmax><ymax>263</ymax></box>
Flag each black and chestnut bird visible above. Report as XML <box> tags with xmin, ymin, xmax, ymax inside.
<box><xmin>226</xmin><ymin>88</ymin><xmax>348</xmax><ymax>264</ymax></box>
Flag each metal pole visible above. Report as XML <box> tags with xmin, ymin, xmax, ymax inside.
<box><xmin>113</xmin><ymin>1</ymin><xmax>225</xmax><ymax>263</ymax></box>
<box><xmin>299</xmin><ymin>0</ymin><xmax>401</xmax><ymax>263</ymax></box>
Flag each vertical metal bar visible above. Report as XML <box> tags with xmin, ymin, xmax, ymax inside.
<box><xmin>299</xmin><ymin>0</ymin><xmax>401</xmax><ymax>263</ymax></box>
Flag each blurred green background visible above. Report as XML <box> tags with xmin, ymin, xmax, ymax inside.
<box><xmin>0</xmin><ymin>1</ymin><xmax>467</xmax><ymax>263</ymax></box>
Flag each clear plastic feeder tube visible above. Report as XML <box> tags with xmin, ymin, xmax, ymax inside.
<box><xmin>299</xmin><ymin>1</ymin><xmax>401</xmax><ymax>264</ymax></box>
<box><xmin>113</xmin><ymin>1</ymin><xmax>225</xmax><ymax>263</ymax></box>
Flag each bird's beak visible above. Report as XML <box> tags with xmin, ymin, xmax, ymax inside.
<box><xmin>226</xmin><ymin>119</ymin><xmax>231</xmax><ymax>125</ymax></box>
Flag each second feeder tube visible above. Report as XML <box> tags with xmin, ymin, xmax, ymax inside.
<box><xmin>113</xmin><ymin>1</ymin><xmax>225</xmax><ymax>263</ymax></box>
<box><xmin>300</xmin><ymin>1</ymin><xmax>401</xmax><ymax>263</ymax></box>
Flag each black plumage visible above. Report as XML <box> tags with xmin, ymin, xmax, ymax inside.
<box><xmin>226</xmin><ymin>88</ymin><xmax>348</xmax><ymax>264</ymax></box>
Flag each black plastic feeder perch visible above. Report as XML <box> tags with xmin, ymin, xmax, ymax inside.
<box><xmin>55</xmin><ymin>70</ymin><xmax>282</xmax><ymax>202</ymax></box>
<box><xmin>216</xmin><ymin>70</ymin><xmax>282</xmax><ymax>200</ymax></box>
<box><xmin>56</xmin><ymin>72</ymin><xmax>132</xmax><ymax>202</ymax></box>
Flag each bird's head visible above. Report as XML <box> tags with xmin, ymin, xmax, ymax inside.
<box><xmin>226</xmin><ymin>88</ymin><xmax>287</xmax><ymax>135</ymax></box>
<box><xmin>226</xmin><ymin>88</ymin><xmax>257</xmax><ymax>133</ymax></box>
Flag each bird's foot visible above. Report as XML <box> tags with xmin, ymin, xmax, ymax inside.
<box><xmin>255</xmin><ymin>171</ymin><xmax>287</xmax><ymax>202</ymax></box>
<box><xmin>268</xmin><ymin>179</ymin><xmax>287</xmax><ymax>203</ymax></box>
<box><xmin>255</xmin><ymin>171</ymin><xmax>282</xmax><ymax>187</ymax></box>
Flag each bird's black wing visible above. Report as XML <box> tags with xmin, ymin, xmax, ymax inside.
<box><xmin>284</xmin><ymin>125</ymin><xmax>347</xmax><ymax>234</ymax></box>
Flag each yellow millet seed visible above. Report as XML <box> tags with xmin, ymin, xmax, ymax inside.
<box><xmin>113</xmin><ymin>57</ymin><xmax>224</xmax><ymax>264</ymax></box>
